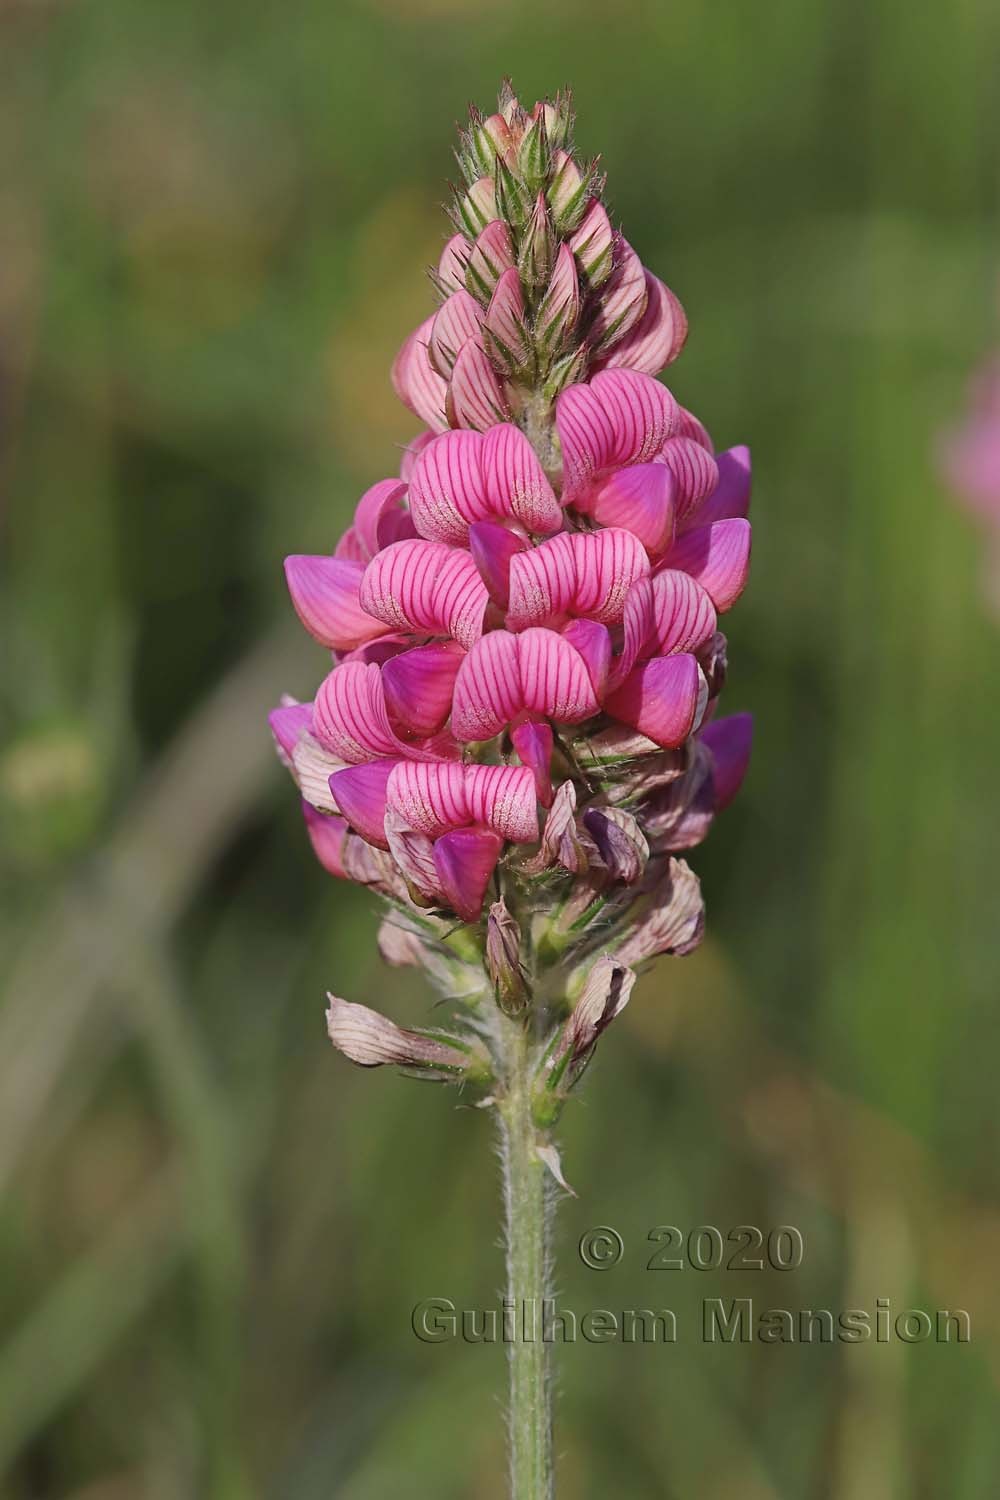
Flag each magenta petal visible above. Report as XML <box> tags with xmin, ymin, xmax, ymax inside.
<box><xmin>599</xmin><ymin>270</ymin><xmax>687</xmax><ymax>376</ymax></box>
<box><xmin>517</xmin><ymin>627</ymin><xmax>602</xmax><ymax>723</ymax></box>
<box><xmin>506</xmin><ymin>528</ymin><xmax>648</xmax><ymax>629</ymax></box>
<box><xmin>656</xmin><ymin>437</ymin><xmax>719</xmax><ymax>521</ymax></box>
<box><xmin>483</xmin><ymin>266</ymin><xmax>530</xmax><ymax>371</ymax></box>
<box><xmin>683</xmin><ymin>445</ymin><xmax>752</xmax><ymax>531</ymax></box>
<box><xmin>380</xmin><ymin>641</ymin><xmax>464</xmax><ymax>736</ymax></box>
<box><xmin>676</xmin><ymin>406</ymin><xmax>714</xmax><ymax>451</ymax></box>
<box><xmin>591</xmin><ymin>369</ymin><xmax>679</xmax><ymax>467</ymax></box>
<box><xmin>387</xmin><ymin>761</ymin><xmax>537</xmax><ymax>842</ymax></box>
<box><xmin>700</xmin><ymin>712</ymin><xmax>753</xmax><ymax>810</ymax></box>
<box><xmin>646</xmin><ymin>570</ymin><xmax>718</xmax><ymax>655</ymax></box>
<box><xmin>302</xmin><ymin>801</ymin><xmax>349</xmax><ymax>879</ymax></box>
<box><xmin>329</xmin><ymin>761</ymin><xmax>395</xmax><ymax>848</ymax></box>
<box><xmin>429</xmin><ymin>290</ymin><xmax>485</xmax><ymax>377</ymax></box>
<box><xmin>666</xmin><ymin>518</ymin><xmax>751</xmax><ymax>612</ymax></box>
<box><xmin>399</xmin><ymin>430</ymin><xmax>436</xmax><ymax>483</ymax></box>
<box><xmin>284</xmin><ymin>555</ymin><xmax>390</xmax><ymax>651</ymax></box>
<box><xmin>605</xmin><ymin>654</ymin><xmax>706</xmax><ymax>747</ymax></box>
<box><xmin>392</xmin><ymin>316</ymin><xmax>449</xmax><ymax>433</ymax></box>
<box><xmin>432</xmin><ymin>828</ymin><xmax>503</xmax><ymax>923</ymax></box>
<box><xmin>560</xmin><ymin>618</ymin><xmax>612</xmax><ymax>699</ymax></box>
<box><xmin>407</xmin><ymin>429</ymin><xmax>488</xmax><ymax>542</ymax></box>
<box><xmin>555</xmin><ymin>380</ymin><xmax>619</xmax><ymax>499</ymax></box>
<box><xmin>481</xmin><ymin>424</ymin><xmax>562</xmax><ymax>535</ymax></box>
<box><xmin>451</xmin><ymin>630</ymin><xmax>523</xmax><ymax>741</ymax></box>
<box><xmin>353</xmin><ymin>479</ymin><xmax>413</xmax><ymax>558</ymax></box>
<box><xmin>468</xmin><ymin>520</ymin><xmax>527</xmax><ymax>608</ymax></box>
<box><xmin>448</xmin><ymin>338</ymin><xmax>511</xmax><ymax>432</ymax></box>
<box><xmin>313</xmin><ymin>661</ymin><xmax>397</xmax><ymax>763</ymax></box>
<box><xmin>463</xmin><ymin>764</ymin><xmax>539</xmax><ymax>841</ymax></box>
<box><xmin>511</xmin><ymin>719</ymin><xmax>554</xmax><ymax>806</ymax></box>
<box><xmin>269</xmin><ymin>701</ymin><xmax>312</xmax><ymax>760</ymax></box>
<box><xmin>360</xmin><ymin>539</ymin><xmax>488</xmax><ymax>648</ymax></box>
<box><xmin>585</xmin><ymin>463</ymin><xmax>675</xmax><ymax>554</ymax></box>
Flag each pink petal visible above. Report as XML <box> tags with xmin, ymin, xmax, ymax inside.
<box><xmin>328</xmin><ymin>760</ymin><xmax>395</xmax><ymax>848</ymax></box>
<box><xmin>506</xmin><ymin>528</ymin><xmax>649</xmax><ymax>629</ymax></box>
<box><xmin>682</xmin><ymin>445</ymin><xmax>752</xmax><ymax>530</ymax></box>
<box><xmin>517</xmin><ymin>627</ymin><xmax>602</xmax><ymax>722</ymax></box>
<box><xmin>383</xmin><ymin>809</ymin><xmax>441</xmax><ymax>902</ymax></box>
<box><xmin>554</xmin><ymin>380</ymin><xmax>620</xmax><ymax>498</ymax></box>
<box><xmin>447</xmin><ymin>337</ymin><xmax>511</xmax><ymax>432</ymax></box>
<box><xmin>604</xmin><ymin>654</ymin><xmax>706</xmax><ymax>747</ymax></box>
<box><xmin>387</xmin><ymin>761</ymin><xmax>538</xmax><ymax>842</ymax></box>
<box><xmin>302</xmin><ymin>802</ymin><xmax>349</xmax><ymax>879</ymax></box>
<box><xmin>483</xmin><ymin>267</ymin><xmax>530</xmax><ymax>373</ymax></box>
<box><xmin>451</xmin><ymin>630</ymin><xmax>523</xmax><ymax>741</ymax></box>
<box><xmin>656</xmin><ymin>436</ymin><xmax>719</xmax><ymax>521</ymax></box>
<box><xmin>432</xmin><ymin>828</ymin><xmax>504</xmax><ymax>922</ymax></box>
<box><xmin>407</xmin><ymin>429</ymin><xmax>488</xmax><ymax>542</ymax></box>
<box><xmin>352</xmin><ymin>478</ymin><xmax>414</xmax><ymax>558</ymax></box>
<box><xmin>269</xmin><ymin>701</ymin><xmax>312</xmax><ymax>760</ymax></box>
<box><xmin>333</xmin><ymin>527</ymin><xmax>366</xmax><ymax>564</ymax></box>
<box><xmin>591</xmin><ymin>369</ymin><xmax>679</xmax><ymax>467</ymax></box>
<box><xmin>645</xmin><ymin>569</ymin><xmax>718</xmax><ymax>655</ymax></box>
<box><xmin>599</xmin><ymin>270</ymin><xmax>687</xmax><ymax>375</ymax></box>
<box><xmin>535</xmin><ymin>243</ymin><xmax>580</xmax><ymax>354</ymax></box>
<box><xmin>481</xmin><ymin>423</ymin><xmax>562</xmax><ymax>535</ymax></box>
<box><xmin>360</xmin><ymin>539</ymin><xmax>489</xmax><ymax>648</ymax></box>
<box><xmin>590</xmin><ymin>237</ymin><xmax>648</xmax><ymax>355</ymax></box>
<box><xmin>284</xmin><ymin>555</ymin><xmax>390</xmax><ymax>651</ymax></box>
<box><xmin>463</xmin><ymin>764</ymin><xmax>539</xmax><ymax>841</ymax></box>
<box><xmin>665</xmin><ymin>517</ymin><xmax>751</xmax><ymax>612</ymax></box>
<box><xmin>468</xmin><ymin>519</ymin><xmax>527</xmax><ymax>608</ymax></box>
<box><xmin>511</xmin><ymin>719</ymin><xmax>554</xmax><ymax>805</ymax></box>
<box><xmin>429</xmin><ymin>290</ymin><xmax>485</xmax><ymax>377</ymax></box>
<box><xmin>675</xmin><ymin>406</ymin><xmax>714</xmax><ymax>451</ymax></box>
<box><xmin>392</xmin><ymin>316</ymin><xmax>449</xmax><ymax>433</ymax></box>
<box><xmin>313</xmin><ymin>661</ymin><xmax>397</xmax><ymax>763</ymax></box>
<box><xmin>569</xmin><ymin>198</ymin><xmax>614</xmax><ymax>289</ymax></box>
<box><xmin>561</xmin><ymin>618</ymin><xmax>612</xmax><ymax>699</ymax></box>
<box><xmin>380</xmin><ymin>641</ymin><xmax>464</xmax><ymax>736</ymax></box>
<box><xmin>700</xmin><ymin>712</ymin><xmax>753</xmax><ymax>810</ymax></box>
<box><xmin>437</xmin><ymin>234</ymin><xmax>471</xmax><ymax>295</ymax></box>
<box><xmin>465</xmin><ymin>220</ymin><xmax>515</xmax><ymax>304</ymax></box>
<box><xmin>399</xmin><ymin>430</ymin><xmax>436</xmax><ymax>483</ymax></box>
<box><xmin>583</xmin><ymin>462</ymin><xmax>675</xmax><ymax>554</ymax></box>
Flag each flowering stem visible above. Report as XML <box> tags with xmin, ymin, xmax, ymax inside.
<box><xmin>498</xmin><ymin>1014</ymin><xmax>553</xmax><ymax>1500</ymax></box>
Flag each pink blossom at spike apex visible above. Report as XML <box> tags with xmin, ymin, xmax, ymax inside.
<box><xmin>271</xmin><ymin>84</ymin><xmax>753</xmax><ymax>923</ymax></box>
<box><xmin>940</xmin><ymin>354</ymin><xmax>1000</xmax><ymax>613</ymax></box>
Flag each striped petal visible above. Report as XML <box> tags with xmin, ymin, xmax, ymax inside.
<box><xmin>511</xmin><ymin>719</ymin><xmax>554</xmax><ymax>805</ymax></box>
<box><xmin>329</xmin><ymin>760</ymin><xmax>395</xmax><ymax>848</ymax></box>
<box><xmin>451</xmin><ymin>630</ymin><xmax>523</xmax><ymax>741</ymax></box>
<box><xmin>506</xmin><ymin>528</ymin><xmax>649</xmax><ymax>629</ymax></box>
<box><xmin>360</xmin><ymin>539</ymin><xmax>489</xmax><ymax>648</ymax></box>
<box><xmin>447</xmin><ymin>337</ymin><xmax>511</xmax><ymax>431</ymax></box>
<box><xmin>392</xmin><ymin>316</ymin><xmax>449</xmax><ymax>433</ymax></box>
<box><xmin>589</xmin><ymin>237</ymin><xmax>648</xmax><ymax>356</ymax></box>
<box><xmin>481</xmin><ymin>424</ymin><xmax>562</xmax><ymax>535</ymax></box>
<box><xmin>582</xmin><ymin>463</ymin><xmax>675</xmax><ymax>554</ymax></box>
<box><xmin>682</xmin><ymin>445</ymin><xmax>752</xmax><ymax>531</ymax></box>
<box><xmin>313</xmin><ymin>661</ymin><xmax>397</xmax><ymax>763</ymax></box>
<box><xmin>518</xmin><ymin>627</ymin><xmax>602</xmax><ymax>722</ymax></box>
<box><xmin>561</xmin><ymin>618</ymin><xmax>612</xmax><ymax>699</ymax></box>
<box><xmin>387</xmin><ymin>761</ymin><xmax>538</xmax><ymax>842</ymax></box>
<box><xmin>465</xmin><ymin>220</ymin><xmax>515</xmax><ymax>304</ymax></box>
<box><xmin>610</xmin><ymin>572</ymin><xmax>716</xmax><ymax>689</ymax></box>
<box><xmin>604</xmin><ymin>653</ymin><xmax>706</xmax><ymax>747</ymax></box>
<box><xmin>599</xmin><ymin>270</ymin><xmax>687</xmax><ymax>376</ymax></box>
<box><xmin>407</xmin><ymin>429</ymin><xmax>489</xmax><ymax>542</ymax></box>
<box><xmin>700</xmin><ymin>712</ymin><xmax>753</xmax><ymax>810</ymax></box>
<box><xmin>675</xmin><ymin>406</ymin><xmax>714</xmax><ymax>451</ymax></box>
<box><xmin>555</xmin><ymin>369</ymin><xmax>678</xmax><ymax>500</ymax></box>
<box><xmin>381</xmin><ymin>641</ymin><xmax>464</xmax><ymax>736</ymax></box>
<box><xmin>384</xmin><ymin>809</ymin><xmax>441</xmax><ymax>902</ymax></box>
<box><xmin>284</xmin><ymin>556</ymin><xmax>390</xmax><ymax>651</ymax></box>
<box><xmin>432</xmin><ymin>828</ymin><xmax>504</xmax><ymax>922</ymax></box>
<box><xmin>437</xmin><ymin>234</ymin><xmax>471</xmax><ymax>295</ymax></box>
<box><xmin>482</xmin><ymin>267</ymin><xmax>531</xmax><ymax>373</ymax></box>
<box><xmin>353</xmin><ymin>479</ymin><xmax>415</xmax><ymax>558</ymax></box>
<box><xmin>399</xmin><ymin>430</ymin><xmax>436</xmax><ymax>483</ymax></box>
<box><xmin>468</xmin><ymin>520</ymin><xmax>527</xmax><ymax>608</ymax></box>
<box><xmin>429</xmin><ymin>290</ymin><xmax>485</xmax><ymax>377</ymax></box>
<box><xmin>665</xmin><ymin>518</ymin><xmax>751</xmax><ymax>612</ymax></box>
<box><xmin>569</xmin><ymin>198</ymin><xmax>614</xmax><ymax>290</ymax></box>
<box><xmin>656</xmin><ymin>437</ymin><xmax>719</xmax><ymax>521</ymax></box>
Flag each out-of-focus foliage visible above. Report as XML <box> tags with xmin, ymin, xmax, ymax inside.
<box><xmin>1</xmin><ymin>1</ymin><xmax>998</xmax><ymax>1496</ymax></box>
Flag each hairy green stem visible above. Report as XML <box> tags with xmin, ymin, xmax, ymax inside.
<box><xmin>498</xmin><ymin>1015</ymin><xmax>553</xmax><ymax>1500</ymax></box>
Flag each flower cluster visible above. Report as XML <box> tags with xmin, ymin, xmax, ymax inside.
<box><xmin>271</xmin><ymin>85</ymin><xmax>752</xmax><ymax>1116</ymax></box>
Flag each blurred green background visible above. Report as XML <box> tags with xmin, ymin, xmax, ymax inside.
<box><xmin>2</xmin><ymin>0</ymin><xmax>999</xmax><ymax>1496</ymax></box>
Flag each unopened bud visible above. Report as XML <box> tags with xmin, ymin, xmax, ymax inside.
<box><xmin>589</xmin><ymin>236</ymin><xmax>648</xmax><ymax>356</ymax></box>
<box><xmin>535</xmin><ymin>243</ymin><xmax>580</xmax><ymax>358</ymax></box>
<box><xmin>483</xmin><ymin>266</ymin><xmax>532</xmax><ymax>375</ymax></box>
<box><xmin>465</xmin><ymin>219</ymin><xmax>515</xmax><ymax>305</ymax></box>
<box><xmin>546</xmin><ymin>151</ymin><xmax>589</xmax><ymax>234</ymax></box>
<box><xmin>518</xmin><ymin>193</ymin><xmax>557</xmax><ymax>289</ymax></box>
<box><xmin>486</xmin><ymin>898</ymin><xmax>529</xmax><ymax>1015</ymax></box>
<box><xmin>569</xmin><ymin>198</ymin><xmax>614</xmax><ymax>290</ymax></box>
<box><xmin>455</xmin><ymin>176</ymin><xmax>499</xmax><ymax>238</ymax></box>
<box><xmin>493</xmin><ymin>153</ymin><xmax>532</xmax><ymax>230</ymax></box>
<box><xmin>517</xmin><ymin>111</ymin><xmax>550</xmax><ymax>193</ymax></box>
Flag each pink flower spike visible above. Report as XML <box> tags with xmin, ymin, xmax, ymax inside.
<box><xmin>432</xmin><ymin>828</ymin><xmax>504</xmax><ymax>922</ymax></box>
<box><xmin>447</xmin><ymin>338</ymin><xmax>512</xmax><ymax>432</ymax></box>
<box><xmin>329</xmin><ymin>760</ymin><xmax>395</xmax><ymax>848</ymax></box>
<box><xmin>437</xmin><ymin>234</ymin><xmax>471</xmax><ymax>295</ymax></box>
<box><xmin>284</xmin><ymin>556</ymin><xmax>391</xmax><ymax>651</ymax></box>
<box><xmin>429</xmin><ymin>291</ymin><xmax>485</xmax><ymax>377</ymax></box>
<box><xmin>511</xmin><ymin>720</ymin><xmax>554</xmax><ymax>806</ymax></box>
<box><xmin>666</xmin><ymin>517</ymin><xmax>752</xmax><ymax>612</ymax></box>
<box><xmin>468</xmin><ymin>520</ymin><xmax>527</xmax><ymax>608</ymax></box>
<box><xmin>381</xmin><ymin>641</ymin><xmax>465</xmax><ymax>736</ymax></box>
<box><xmin>600</xmin><ymin>270</ymin><xmax>688</xmax><ymax>376</ymax></box>
<box><xmin>465</xmin><ymin>220</ymin><xmax>515</xmax><ymax>304</ymax></box>
<box><xmin>269</xmin><ymin>701</ymin><xmax>312</xmax><ymax>761</ymax></box>
<box><xmin>483</xmin><ymin>266</ymin><xmax>531</xmax><ymax>374</ymax></box>
<box><xmin>302</xmin><ymin>801</ymin><xmax>349</xmax><ymax>879</ymax></box>
<box><xmin>360</xmin><ymin>539</ymin><xmax>489</xmax><ymax>648</ymax></box>
<box><xmin>481</xmin><ymin>424</ymin><xmax>562</xmax><ymax>535</ymax></box>
<box><xmin>700</xmin><ymin>712</ymin><xmax>753</xmax><ymax>810</ymax></box>
<box><xmin>604</xmin><ymin>654</ymin><xmax>707</xmax><ymax>748</ymax></box>
<box><xmin>656</xmin><ymin>437</ymin><xmax>719</xmax><ymax>521</ymax></box>
<box><xmin>684</xmin><ymin>445</ymin><xmax>752</xmax><ymax>530</ymax></box>
<box><xmin>392</xmin><ymin>315</ymin><xmax>449</xmax><ymax>433</ymax></box>
<box><xmin>584</xmin><ymin>463</ymin><xmax>676</xmax><ymax>555</ymax></box>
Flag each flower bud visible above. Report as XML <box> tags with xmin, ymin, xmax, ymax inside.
<box><xmin>465</xmin><ymin>220</ymin><xmax>515</xmax><ymax>305</ymax></box>
<box><xmin>482</xmin><ymin>266</ymin><xmax>531</xmax><ymax>376</ymax></box>
<box><xmin>614</xmin><ymin>857</ymin><xmax>704</xmax><ymax>965</ymax></box>
<box><xmin>516</xmin><ymin>111</ymin><xmax>550</xmax><ymax>193</ymax></box>
<box><xmin>326</xmin><ymin>993</ymin><xmax>489</xmax><ymax>1081</ymax></box>
<box><xmin>534</xmin><ymin>955</ymin><xmax>636</xmax><ymax>1119</ymax></box>
<box><xmin>546</xmin><ymin>151</ymin><xmax>589</xmax><ymax>234</ymax></box>
<box><xmin>455</xmin><ymin>177</ymin><xmax>499</xmax><ymax>238</ymax></box>
<box><xmin>434</xmin><ymin>234</ymin><xmax>471</xmax><ymax>296</ymax></box>
<box><xmin>589</xmin><ymin>237</ymin><xmax>648</xmax><ymax>356</ymax></box>
<box><xmin>493</xmin><ymin>153</ymin><xmax>532</xmax><ymax>230</ymax></box>
<box><xmin>518</xmin><ymin>194</ymin><xmax>557</xmax><ymax>290</ymax></box>
<box><xmin>535</xmin><ymin>244</ymin><xmax>580</xmax><ymax>358</ymax></box>
<box><xmin>486</xmin><ymin>898</ymin><xmax>529</xmax><ymax>1015</ymax></box>
<box><xmin>569</xmin><ymin>199</ymin><xmax>614</xmax><ymax>290</ymax></box>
